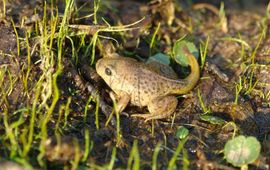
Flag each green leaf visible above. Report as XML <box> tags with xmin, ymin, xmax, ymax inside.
<box><xmin>147</xmin><ymin>53</ymin><xmax>171</xmax><ymax>65</ymax></box>
<box><xmin>172</xmin><ymin>39</ymin><xmax>198</xmax><ymax>66</ymax></box>
<box><xmin>199</xmin><ymin>114</ymin><xmax>226</xmax><ymax>125</ymax></box>
<box><xmin>224</xmin><ymin>135</ymin><xmax>261</xmax><ymax>167</ymax></box>
<box><xmin>175</xmin><ymin>126</ymin><xmax>189</xmax><ymax>140</ymax></box>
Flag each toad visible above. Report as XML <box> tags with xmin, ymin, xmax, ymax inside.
<box><xmin>96</xmin><ymin>52</ymin><xmax>200</xmax><ymax>121</ymax></box>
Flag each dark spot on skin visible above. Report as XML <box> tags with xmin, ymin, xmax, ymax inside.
<box><xmin>143</xmin><ymin>80</ymin><xmax>148</xmax><ymax>85</ymax></box>
<box><xmin>160</xmin><ymin>82</ymin><xmax>164</xmax><ymax>87</ymax></box>
<box><xmin>166</xmin><ymin>83</ymin><xmax>171</xmax><ymax>89</ymax></box>
<box><xmin>163</xmin><ymin>89</ymin><xmax>167</xmax><ymax>94</ymax></box>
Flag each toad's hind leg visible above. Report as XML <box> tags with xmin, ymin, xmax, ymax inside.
<box><xmin>131</xmin><ymin>96</ymin><xmax>178</xmax><ymax>122</ymax></box>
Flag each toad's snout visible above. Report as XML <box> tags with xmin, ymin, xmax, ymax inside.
<box><xmin>95</xmin><ymin>59</ymin><xmax>104</xmax><ymax>75</ymax></box>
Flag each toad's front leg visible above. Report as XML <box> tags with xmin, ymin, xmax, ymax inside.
<box><xmin>132</xmin><ymin>95</ymin><xmax>178</xmax><ymax>122</ymax></box>
<box><xmin>110</xmin><ymin>91</ymin><xmax>131</xmax><ymax>114</ymax></box>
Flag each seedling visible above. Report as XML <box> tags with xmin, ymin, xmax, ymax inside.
<box><xmin>172</xmin><ymin>38</ymin><xmax>199</xmax><ymax>67</ymax></box>
<box><xmin>224</xmin><ymin>135</ymin><xmax>261</xmax><ymax>168</ymax></box>
<box><xmin>199</xmin><ymin>114</ymin><xmax>226</xmax><ymax>125</ymax></box>
<box><xmin>147</xmin><ymin>53</ymin><xmax>171</xmax><ymax>65</ymax></box>
<box><xmin>175</xmin><ymin>126</ymin><xmax>189</xmax><ymax>140</ymax></box>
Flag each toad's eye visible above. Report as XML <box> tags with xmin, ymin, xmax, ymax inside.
<box><xmin>105</xmin><ymin>67</ymin><xmax>112</xmax><ymax>76</ymax></box>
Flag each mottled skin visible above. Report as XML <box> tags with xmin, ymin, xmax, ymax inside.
<box><xmin>96</xmin><ymin>53</ymin><xmax>200</xmax><ymax>121</ymax></box>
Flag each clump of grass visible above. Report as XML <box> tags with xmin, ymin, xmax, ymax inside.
<box><xmin>68</xmin><ymin>17</ymin><xmax>143</xmax><ymax>64</ymax></box>
<box><xmin>37</xmin><ymin>0</ymin><xmax>66</xmax><ymax>164</ymax></box>
<box><xmin>234</xmin><ymin>26</ymin><xmax>266</xmax><ymax>104</ymax></box>
<box><xmin>0</xmin><ymin>0</ymin><xmax>82</xmax><ymax>168</ymax></box>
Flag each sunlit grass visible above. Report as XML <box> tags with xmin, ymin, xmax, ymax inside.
<box><xmin>68</xmin><ymin>17</ymin><xmax>143</xmax><ymax>64</ymax></box>
<box><xmin>150</xmin><ymin>22</ymin><xmax>161</xmax><ymax>55</ymax></box>
<box><xmin>250</xmin><ymin>26</ymin><xmax>266</xmax><ymax>64</ymax></box>
<box><xmin>1</xmin><ymin>0</ymin><xmax>6</xmax><ymax>18</ymax></box>
<box><xmin>11</xmin><ymin>19</ymin><xmax>20</xmax><ymax>56</ymax></box>
<box><xmin>37</xmin><ymin>1</ymin><xmax>63</xmax><ymax>166</ymax></box>
<box><xmin>0</xmin><ymin>0</ymin><xmax>182</xmax><ymax>169</ymax></box>
<box><xmin>3</xmin><ymin>109</ymin><xmax>19</xmax><ymax>157</ymax></box>
<box><xmin>167</xmin><ymin>137</ymin><xmax>188</xmax><ymax>170</ymax></box>
<box><xmin>199</xmin><ymin>35</ymin><xmax>209</xmax><ymax>70</ymax></box>
<box><xmin>127</xmin><ymin>140</ymin><xmax>140</xmax><ymax>170</ymax></box>
<box><xmin>152</xmin><ymin>142</ymin><xmax>162</xmax><ymax>170</ymax></box>
<box><xmin>95</xmin><ymin>96</ymin><xmax>100</xmax><ymax>129</ymax></box>
<box><xmin>218</xmin><ymin>2</ymin><xmax>228</xmax><ymax>33</ymax></box>
<box><xmin>112</xmin><ymin>101</ymin><xmax>123</xmax><ymax>147</ymax></box>
<box><xmin>234</xmin><ymin>77</ymin><xmax>243</xmax><ymax>104</ymax></box>
<box><xmin>197</xmin><ymin>89</ymin><xmax>211</xmax><ymax>114</ymax></box>
<box><xmin>222</xmin><ymin>121</ymin><xmax>238</xmax><ymax>139</ymax></box>
<box><xmin>0</xmin><ymin>0</ymin><xmax>79</xmax><ymax>168</ymax></box>
<box><xmin>82</xmin><ymin>128</ymin><xmax>91</xmax><ymax>162</ymax></box>
<box><xmin>93</xmin><ymin>0</ymin><xmax>100</xmax><ymax>25</ymax></box>
<box><xmin>70</xmin><ymin>138</ymin><xmax>81</xmax><ymax>170</ymax></box>
<box><xmin>84</xmin><ymin>96</ymin><xmax>92</xmax><ymax>123</ymax></box>
<box><xmin>107</xmin><ymin>147</ymin><xmax>117</xmax><ymax>170</ymax></box>
<box><xmin>234</xmin><ymin>26</ymin><xmax>267</xmax><ymax>104</ymax></box>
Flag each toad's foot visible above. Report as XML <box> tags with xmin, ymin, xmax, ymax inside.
<box><xmin>132</xmin><ymin>95</ymin><xmax>178</xmax><ymax>122</ymax></box>
<box><xmin>131</xmin><ymin>113</ymin><xmax>167</xmax><ymax>122</ymax></box>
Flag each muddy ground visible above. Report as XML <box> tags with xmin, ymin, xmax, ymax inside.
<box><xmin>0</xmin><ymin>0</ymin><xmax>269</xmax><ymax>169</ymax></box>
